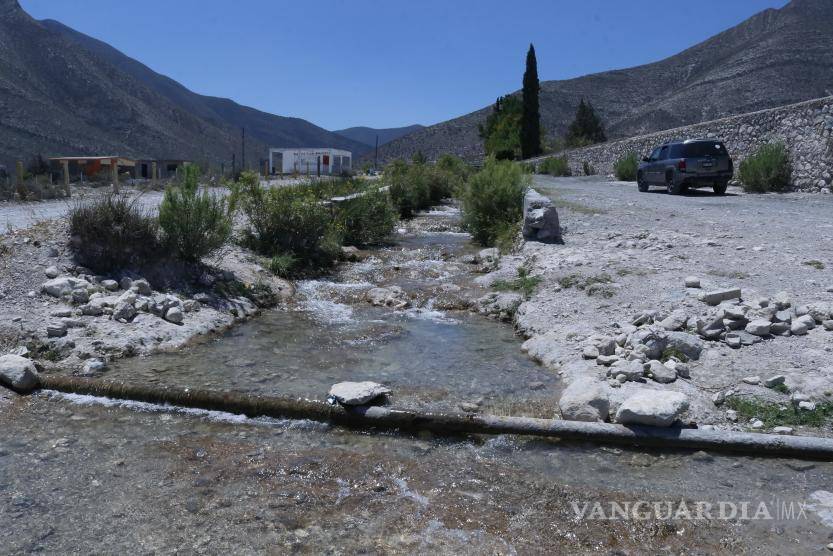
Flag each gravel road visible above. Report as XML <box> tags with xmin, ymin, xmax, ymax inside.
<box><xmin>492</xmin><ymin>175</ymin><xmax>833</xmax><ymax>431</ymax></box>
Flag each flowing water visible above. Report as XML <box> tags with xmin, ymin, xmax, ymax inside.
<box><xmin>2</xmin><ymin>204</ymin><xmax>833</xmax><ymax>553</ymax></box>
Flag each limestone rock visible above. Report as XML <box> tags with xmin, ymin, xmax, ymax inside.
<box><xmin>0</xmin><ymin>354</ymin><xmax>40</xmax><ymax>393</ymax></box>
<box><xmin>366</xmin><ymin>286</ymin><xmax>409</xmax><ymax>309</ymax></box>
<box><xmin>646</xmin><ymin>360</ymin><xmax>677</xmax><ymax>383</ymax></box>
<box><xmin>328</xmin><ymin>381</ymin><xmax>391</xmax><ymax>405</ymax></box>
<box><xmin>522</xmin><ymin>189</ymin><xmax>562</xmax><ymax>244</ymax></box>
<box><xmin>698</xmin><ymin>288</ymin><xmax>742</xmax><ymax>306</ymax></box>
<box><xmin>557</xmin><ymin>378</ymin><xmax>610</xmax><ymax>422</ymax></box>
<box><xmin>44</xmin><ymin>265</ymin><xmax>60</xmax><ymax>279</ymax></box>
<box><xmin>745</xmin><ymin>319</ymin><xmax>772</xmax><ymax>336</ymax></box>
<box><xmin>42</xmin><ymin>276</ymin><xmax>91</xmax><ymax>298</ymax></box>
<box><xmin>615</xmin><ymin>390</ymin><xmax>689</xmax><ymax>427</ymax></box>
<box><xmin>164</xmin><ymin>307</ymin><xmax>184</xmax><ymax>324</ymax></box>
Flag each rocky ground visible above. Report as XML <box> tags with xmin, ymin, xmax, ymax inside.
<box><xmin>482</xmin><ymin>175</ymin><xmax>833</xmax><ymax>436</ymax></box>
<box><xmin>0</xmin><ymin>217</ymin><xmax>292</xmax><ymax>380</ymax></box>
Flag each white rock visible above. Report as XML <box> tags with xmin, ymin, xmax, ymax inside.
<box><xmin>615</xmin><ymin>390</ymin><xmax>689</xmax><ymax>427</ymax></box>
<box><xmin>773</xmin><ymin>426</ymin><xmax>794</xmax><ymax>435</ymax></box>
<box><xmin>558</xmin><ymin>378</ymin><xmax>611</xmax><ymax>422</ymax></box>
<box><xmin>698</xmin><ymin>288</ymin><xmax>741</xmax><ymax>306</ymax></box>
<box><xmin>726</xmin><ymin>409</ymin><xmax>738</xmax><ymax>422</ymax></box>
<box><xmin>112</xmin><ymin>302</ymin><xmax>137</xmax><ymax>322</ymax></box>
<box><xmin>0</xmin><ymin>354</ymin><xmax>40</xmax><ymax>393</ymax></box>
<box><xmin>328</xmin><ymin>381</ymin><xmax>391</xmax><ymax>405</ymax></box>
<box><xmin>82</xmin><ymin>359</ymin><xmax>106</xmax><ymax>375</ymax></box>
<box><xmin>742</xmin><ymin>376</ymin><xmax>761</xmax><ymax>385</ymax></box>
<box><xmin>798</xmin><ymin>400</ymin><xmax>817</xmax><ymax>411</ymax></box>
<box><xmin>745</xmin><ymin>320</ymin><xmax>771</xmax><ymax>336</ymax></box>
<box><xmin>164</xmin><ymin>307</ymin><xmax>184</xmax><ymax>324</ymax></box>
<box><xmin>750</xmin><ymin>419</ymin><xmax>764</xmax><ymax>429</ymax></box>
<box><xmin>44</xmin><ymin>265</ymin><xmax>60</xmax><ymax>279</ymax></box>
<box><xmin>764</xmin><ymin>375</ymin><xmax>786</xmax><ymax>388</ymax></box>
<box><xmin>582</xmin><ymin>346</ymin><xmax>600</xmax><ymax>359</ymax></box>
<box><xmin>646</xmin><ymin>360</ymin><xmax>676</xmax><ymax>384</ymax></box>
<box><xmin>684</xmin><ymin>276</ymin><xmax>701</xmax><ymax>288</ymax></box>
<box><xmin>130</xmin><ymin>279</ymin><xmax>153</xmax><ymax>295</ymax></box>
<box><xmin>42</xmin><ymin>277</ymin><xmax>92</xmax><ymax>298</ymax></box>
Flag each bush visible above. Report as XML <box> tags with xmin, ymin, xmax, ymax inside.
<box><xmin>738</xmin><ymin>142</ymin><xmax>791</xmax><ymax>193</ymax></box>
<box><xmin>268</xmin><ymin>253</ymin><xmax>297</xmax><ymax>278</ymax></box>
<box><xmin>614</xmin><ymin>152</ymin><xmax>638</xmax><ymax>181</ymax></box>
<box><xmin>158</xmin><ymin>165</ymin><xmax>232</xmax><ymax>262</ymax></box>
<box><xmin>335</xmin><ymin>189</ymin><xmax>397</xmax><ymax>246</ymax></box>
<box><xmin>69</xmin><ymin>193</ymin><xmax>161</xmax><ymax>272</ymax></box>
<box><xmin>236</xmin><ymin>172</ymin><xmax>341</xmax><ymax>272</ymax></box>
<box><xmin>461</xmin><ymin>157</ymin><xmax>529</xmax><ymax>246</ymax></box>
<box><xmin>538</xmin><ymin>155</ymin><xmax>572</xmax><ymax>176</ymax></box>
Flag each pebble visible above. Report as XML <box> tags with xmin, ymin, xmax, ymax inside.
<box><xmin>750</xmin><ymin>419</ymin><xmax>764</xmax><ymax>429</ymax></box>
<box><xmin>772</xmin><ymin>426</ymin><xmax>794</xmax><ymax>435</ymax></box>
<box><xmin>826</xmin><ymin>542</ymin><xmax>833</xmax><ymax>551</ymax></box>
<box><xmin>764</xmin><ymin>375</ymin><xmax>786</xmax><ymax>388</ymax></box>
<box><xmin>44</xmin><ymin>266</ymin><xmax>60</xmax><ymax>279</ymax></box>
<box><xmin>742</xmin><ymin>376</ymin><xmax>761</xmax><ymax>385</ymax></box>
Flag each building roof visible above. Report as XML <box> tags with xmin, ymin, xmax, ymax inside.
<box><xmin>268</xmin><ymin>147</ymin><xmax>351</xmax><ymax>156</ymax></box>
<box><xmin>49</xmin><ymin>156</ymin><xmax>136</xmax><ymax>166</ymax></box>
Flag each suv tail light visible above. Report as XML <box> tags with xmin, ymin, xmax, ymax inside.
<box><xmin>677</xmin><ymin>160</ymin><xmax>687</xmax><ymax>171</ymax></box>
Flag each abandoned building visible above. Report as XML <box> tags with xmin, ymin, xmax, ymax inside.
<box><xmin>268</xmin><ymin>148</ymin><xmax>352</xmax><ymax>176</ymax></box>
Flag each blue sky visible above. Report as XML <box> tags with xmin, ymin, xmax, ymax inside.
<box><xmin>21</xmin><ymin>0</ymin><xmax>788</xmax><ymax>131</ymax></box>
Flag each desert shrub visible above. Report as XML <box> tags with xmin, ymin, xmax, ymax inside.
<box><xmin>387</xmin><ymin>162</ymin><xmax>430</xmax><ymax>218</ymax></box>
<box><xmin>614</xmin><ymin>152</ymin><xmax>638</xmax><ymax>181</ymax></box>
<box><xmin>158</xmin><ymin>165</ymin><xmax>232</xmax><ymax>262</ymax></box>
<box><xmin>236</xmin><ymin>172</ymin><xmax>341</xmax><ymax>271</ymax></box>
<box><xmin>738</xmin><ymin>142</ymin><xmax>791</xmax><ymax>193</ymax></box>
<box><xmin>68</xmin><ymin>193</ymin><xmax>161</xmax><ymax>272</ymax></box>
<box><xmin>538</xmin><ymin>155</ymin><xmax>572</xmax><ymax>176</ymax></box>
<box><xmin>461</xmin><ymin>157</ymin><xmax>529</xmax><ymax>246</ymax></box>
<box><xmin>582</xmin><ymin>161</ymin><xmax>596</xmax><ymax>176</ymax></box>
<box><xmin>268</xmin><ymin>253</ymin><xmax>298</xmax><ymax>278</ymax></box>
<box><xmin>335</xmin><ymin>189</ymin><xmax>397</xmax><ymax>246</ymax></box>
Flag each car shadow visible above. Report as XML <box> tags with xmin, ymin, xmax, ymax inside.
<box><xmin>644</xmin><ymin>188</ymin><xmax>738</xmax><ymax>197</ymax></box>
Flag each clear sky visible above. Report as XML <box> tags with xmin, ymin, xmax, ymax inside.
<box><xmin>21</xmin><ymin>0</ymin><xmax>788</xmax><ymax>131</ymax></box>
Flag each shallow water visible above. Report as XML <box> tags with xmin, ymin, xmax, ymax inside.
<box><xmin>8</xmin><ymin>204</ymin><xmax>833</xmax><ymax>552</ymax></box>
<box><xmin>102</xmin><ymin>205</ymin><xmax>558</xmax><ymax>415</ymax></box>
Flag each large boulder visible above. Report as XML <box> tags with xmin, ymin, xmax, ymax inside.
<box><xmin>0</xmin><ymin>354</ymin><xmax>40</xmax><ymax>393</ymax></box>
<box><xmin>476</xmin><ymin>292</ymin><xmax>523</xmax><ymax>321</ymax></box>
<box><xmin>558</xmin><ymin>378</ymin><xmax>610</xmax><ymax>422</ymax></box>
<box><xmin>328</xmin><ymin>381</ymin><xmax>391</xmax><ymax>406</ymax></box>
<box><xmin>615</xmin><ymin>390</ymin><xmax>689</xmax><ymax>427</ymax></box>
<box><xmin>522</xmin><ymin>189</ymin><xmax>562</xmax><ymax>244</ymax></box>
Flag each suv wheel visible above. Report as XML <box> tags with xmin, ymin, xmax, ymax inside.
<box><xmin>666</xmin><ymin>173</ymin><xmax>682</xmax><ymax>195</ymax></box>
<box><xmin>713</xmin><ymin>181</ymin><xmax>728</xmax><ymax>195</ymax></box>
<box><xmin>637</xmin><ymin>172</ymin><xmax>648</xmax><ymax>192</ymax></box>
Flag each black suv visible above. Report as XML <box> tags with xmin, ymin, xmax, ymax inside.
<box><xmin>637</xmin><ymin>139</ymin><xmax>733</xmax><ymax>195</ymax></box>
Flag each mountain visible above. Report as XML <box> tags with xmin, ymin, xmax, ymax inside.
<box><xmin>376</xmin><ymin>0</ymin><xmax>833</xmax><ymax>162</ymax></box>
<box><xmin>0</xmin><ymin>0</ymin><xmax>366</xmax><ymax>170</ymax></box>
<box><xmin>334</xmin><ymin>125</ymin><xmax>425</xmax><ymax>149</ymax></box>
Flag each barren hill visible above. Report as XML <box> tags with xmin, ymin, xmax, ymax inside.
<box><xmin>0</xmin><ymin>0</ymin><xmax>366</xmax><ymax>170</ymax></box>
<box><xmin>376</xmin><ymin>0</ymin><xmax>833</xmax><ymax>162</ymax></box>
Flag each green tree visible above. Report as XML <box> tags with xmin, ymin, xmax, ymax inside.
<box><xmin>566</xmin><ymin>98</ymin><xmax>606</xmax><ymax>147</ymax></box>
<box><xmin>520</xmin><ymin>44</ymin><xmax>541</xmax><ymax>159</ymax></box>
<box><xmin>478</xmin><ymin>96</ymin><xmax>522</xmax><ymax>160</ymax></box>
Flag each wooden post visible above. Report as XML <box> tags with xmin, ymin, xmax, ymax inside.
<box><xmin>110</xmin><ymin>158</ymin><xmax>119</xmax><ymax>193</ymax></box>
<box><xmin>151</xmin><ymin>161</ymin><xmax>158</xmax><ymax>188</ymax></box>
<box><xmin>62</xmin><ymin>160</ymin><xmax>70</xmax><ymax>198</ymax></box>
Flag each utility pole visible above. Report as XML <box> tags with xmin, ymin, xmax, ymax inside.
<box><xmin>241</xmin><ymin>127</ymin><xmax>246</xmax><ymax>171</ymax></box>
<box><xmin>374</xmin><ymin>135</ymin><xmax>379</xmax><ymax>171</ymax></box>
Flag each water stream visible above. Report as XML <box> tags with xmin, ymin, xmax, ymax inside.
<box><xmin>3</xmin><ymin>203</ymin><xmax>833</xmax><ymax>552</ymax></box>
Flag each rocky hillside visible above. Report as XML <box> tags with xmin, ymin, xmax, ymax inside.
<box><xmin>334</xmin><ymin>125</ymin><xmax>425</xmax><ymax>149</ymax></box>
<box><xmin>0</xmin><ymin>0</ymin><xmax>365</xmax><ymax>169</ymax></box>
<box><xmin>377</xmin><ymin>0</ymin><xmax>833</xmax><ymax>162</ymax></box>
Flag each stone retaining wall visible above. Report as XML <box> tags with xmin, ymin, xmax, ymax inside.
<box><xmin>529</xmin><ymin>96</ymin><xmax>833</xmax><ymax>192</ymax></box>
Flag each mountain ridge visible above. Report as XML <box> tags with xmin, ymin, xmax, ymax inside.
<box><xmin>375</xmin><ymin>0</ymin><xmax>833</xmax><ymax>162</ymax></box>
<box><xmin>0</xmin><ymin>1</ymin><xmax>367</xmax><ymax>169</ymax></box>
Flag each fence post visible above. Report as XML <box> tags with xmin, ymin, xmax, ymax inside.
<box><xmin>62</xmin><ymin>160</ymin><xmax>70</xmax><ymax>198</ymax></box>
<box><xmin>110</xmin><ymin>158</ymin><xmax>119</xmax><ymax>194</ymax></box>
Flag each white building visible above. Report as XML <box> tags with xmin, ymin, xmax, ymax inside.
<box><xmin>268</xmin><ymin>148</ymin><xmax>352</xmax><ymax>176</ymax></box>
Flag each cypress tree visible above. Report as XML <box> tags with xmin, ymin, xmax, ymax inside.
<box><xmin>521</xmin><ymin>44</ymin><xmax>541</xmax><ymax>159</ymax></box>
<box><xmin>566</xmin><ymin>98</ymin><xmax>606</xmax><ymax>147</ymax></box>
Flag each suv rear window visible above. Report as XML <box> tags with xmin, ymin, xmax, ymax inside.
<box><xmin>676</xmin><ymin>141</ymin><xmax>726</xmax><ymax>157</ymax></box>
